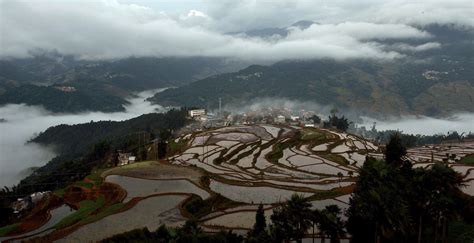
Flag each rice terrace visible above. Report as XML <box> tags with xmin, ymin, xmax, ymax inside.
<box><xmin>1</xmin><ymin>124</ymin><xmax>473</xmax><ymax>242</ymax></box>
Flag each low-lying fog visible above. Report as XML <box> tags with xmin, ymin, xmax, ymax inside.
<box><xmin>0</xmin><ymin>89</ymin><xmax>166</xmax><ymax>187</ymax></box>
<box><xmin>362</xmin><ymin>113</ymin><xmax>474</xmax><ymax>135</ymax></box>
<box><xmin>226</xmin><ymin>98</ymin><xmax>474</xmax><ymax>136</ymax></box>
<box><xmin>1</xmin><ymin>94</ymin><xmax>473</xmax><ymax>187</ymax></box>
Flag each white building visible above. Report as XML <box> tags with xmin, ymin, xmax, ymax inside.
<box><xmin>188</xmin><ymin>109</ymin><xmax>206</xmax><ymax>117</ymax></box>
<box><xmin>290</xmin><ymin>116</ymin><xmax>300</xmax><ymax>121</ymax></box>
<box><xmin>276</xmin><ymin>115</ymin><xmax>286</xmax><ymax>124</ymax></box>
<box><xmin>118</xmin><ymin>153</ymin><xmax>135</xmax><ymax>166</ymax></box>
<box><xmin>31</xmin><ymin>191</ymin><xmax>50</xmax><ymax>204</ymax></box>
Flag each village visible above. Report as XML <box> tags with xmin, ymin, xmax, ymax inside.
<box><xmin>184</xmin><ymin>106</ymin><xmax>325</xmax><ymax>130</ymax></box>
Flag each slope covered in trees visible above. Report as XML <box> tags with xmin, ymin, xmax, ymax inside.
<box><xmin>0</xmin><ymin>84</ymin><xmax>128</xmax><ymax>113</ymax></box>
<box><xmin>150</xmin><ymin>56</ymin><xmax>473</xmax><ymax>117</ymax></box>
<box><xmin>0</xmin><ymin>55</ymin><xmax>245</xmax><ymax>112</ymax></box>
<box><xmin>32</xmin><ymin>109</ymin><xmax>188</xmax><ymax>155</ymax></box>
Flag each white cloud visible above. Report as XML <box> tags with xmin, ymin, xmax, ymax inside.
<box><xmin>391</xmin><ymin>42</ymin><xmax>442</xmax><ymax>52</ymax></box>
<box><xmin>0</xmin><ymin>0</ymin><xmax>470</xmax><ymax>61</ymax></box>
<box><xmin>366</xmin><ymin>0</ymin><xmax>474</xmax><ymax>28</ymax></box>
<box><xmin>362</xmin><ymin>113</ymin><xmax>474</xmax><ymax>135</ymax></box>
<box><xmin>288</xmin><ymin>23</ymin><xmax>432</xmax><ymax>41</ymax></box>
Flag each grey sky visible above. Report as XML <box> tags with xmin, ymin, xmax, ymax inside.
<box><xmin>1</xmin><ymin>0</ymin><xmax>472</xmax><ymax>61</ymax></box>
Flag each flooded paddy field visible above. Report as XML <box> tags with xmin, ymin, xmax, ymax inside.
<box><xmin>0</xmin><ymin>205</ymin><xmax>75</xmax><ymax>242</ymax></box>
<box><xmin>14</xmin><ymin>125</ymin><xmax>472</xmax><ymax>241</ymax></box>
<box><xmin>203</xmin><ymin>209</ymin><xmax>273</xmax><ymax>229</ymax></box>
<box><xmin>58</xmin><ymin>195</ymin><xmax>187</xmax><ymax>242</ymax></box>
<box><xmin>170</xmin><ymin>125</ymin><xmax>369</xmax><ymax>201</ymax></box>
<box><xmin>105</xmin><ymin>175</ymin><xmax>210</xmax><ymax>202</ymax></box>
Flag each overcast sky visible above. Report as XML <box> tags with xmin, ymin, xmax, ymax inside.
<box><xmin>1</xmin><ymin>0</ymin><xmax>473</xmax><ymax>61</ymax></box>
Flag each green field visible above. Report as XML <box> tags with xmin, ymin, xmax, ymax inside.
<box><xmin>55</xmin><ymin>195</ymin><xmax>105</xmax><ymax>229</ymax></box>
<box><xmin>0</xmin><ymin>223</ymin><xmax>19</xmax><ymax>237</ymax></box>
<box><xmin>459</xmin><ymin>154</ymin><xmax>474</xmax><ymax>165</ymax></box>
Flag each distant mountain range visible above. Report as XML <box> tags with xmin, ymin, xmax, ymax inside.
<box><xmin>227</xmin><ymin>20</ymin><xmax>317</xmax><ymax>38</ymax></box>
<box><xmin>150</xmin><ymin>24</ymin><xmax>474</xmax><ymax>117</ymax></box>
<box><xmin>0</xmin><ymin>24</ymin><xmax>472</xmax><ymax>116</ymax></box>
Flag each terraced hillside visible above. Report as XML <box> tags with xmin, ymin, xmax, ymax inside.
<box><xmin>170</xmin><ymin>125</ymin><xmax>379</xmax><ymax>203</ymax></box>
<box><xmin>167</xmin><ymin>124</ymin><xmax>382</xmax><ymax>232</ymax></box>
<box><xmin>3</xmin><ymin>125</ymin><xmax>473</xmax><ymax>242</ymax></box>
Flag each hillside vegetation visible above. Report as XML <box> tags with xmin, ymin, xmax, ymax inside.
<box><xmin>0</xmin><ymin>56</ymin><xmax>244</xmax><ymax>112</ymax></box>
<box><xmin>0</xmin><ymin>84</ymin><xmax>128</xmax><ymax>112</ymax></box>
<box><xmin>150</xmin><ymin>58</ymin><xmax>473</xmax><ymax>117</ymax></box>
<box><xmin>32</xmin><ymin>109</ymin><xmax>188</xmax><ymax>155</ymax></box>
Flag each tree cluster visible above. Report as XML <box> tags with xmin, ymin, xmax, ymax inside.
<box><xmin>324</xmin><ymin>114</ymin><xmax>350</xmax><ymax>132</ymax></box>
<box><xmin>101</xmin><ymin>220</ymin><xmax>243</xmax><ymax>243</ymax></box>
<box><xmin>347</xmin><ymin>136</ymin><xmax>473</xmax><ymax>243</ymax></box>
<box><xmin>246</xmin><ymin>195</ymin><xmax>346</xmax><ymax>243</ymax></box>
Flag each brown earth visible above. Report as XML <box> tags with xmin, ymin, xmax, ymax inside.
<box><xmin>4</xmin><ymin>194</ymin><xmax>62</xmax><ymax>238</ymax></box>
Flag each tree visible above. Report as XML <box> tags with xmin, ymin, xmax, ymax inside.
<box><xmin>155</xmin><ymin>224</ymin><xmax>171</xmax><ymax>242</ymax></box>
<box><xmin>311</xmin><ymin>209</ymin><xmax>323</xmax><ymax>243</ymax></box>
<box><xmin>251</xmin><ymin>204</ymin><xmax>266</xmax><ymax>236</ymax></box>
<box><xmin>348</xmin><ymin>171</ymin><xmax>354</xmax><ymax>177</ymax></box>
<box><xmin>337</xmin><ymin>172</ymin><xmax>343</xmax><ymax>187</ymax></box>
<box><xmin>421</xmin><ymin>163</ymin><xmax>466</xmax><ymax>242</ymax></box>
<box><xmin>317</xmin><ymin>205</ymin><xmax>345</xmax><ymax>243</ymax></box>
<box><xmin>310</xmin><ymin>115</ymin><xmax>321</xmax><ymax>124</ymax></box>
<box><xmin>325</xmin><ymin>114</ymin><xmax>350</xmax><ymax>132</ymax></box>
<box><xmin>101</xmin><ymin>221</ymin><xmax>244</xmax><ymax>243</ymax></box>
<box><xmin>346</xmin><ymin>157</ymin><xmax>411</xmax><ymax>242</ymax></box>
<box><xmin>270</xmin><ymin>194</ymin><xmax>313</xmax><ymax>243</ymax></box>
<box><xmin>385</xmin><ymin>133</ymin><xmax>407</xmax><ymax>166</ymax></box>
<box><xmin>177</xmin><ymin>218</ymin><xmax>202</xmax><ymax>239</ymax></box>
<box><xmin>347</xmin><ymin>155</ymin><xmax>469</xmax><ymax>243</ymax></box>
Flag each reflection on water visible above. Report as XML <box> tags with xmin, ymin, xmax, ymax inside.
<box><xmin>0</xmin><ymin>204</ymin><xmax>75</xmax><ymax>242</ymax></box>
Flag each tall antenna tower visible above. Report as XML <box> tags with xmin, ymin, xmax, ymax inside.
<box><xmin>219</xmin><ymin>97</ymin><xmax>222</xmax><ymax>117</ymax></box>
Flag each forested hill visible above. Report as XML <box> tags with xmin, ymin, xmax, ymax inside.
<box><xmin>150</xmin><ymin>57</ymin><xmax>474</xmax><ymax>117</ymax></box>
<box><xmin>0</xmin><ymin>84</ymin><xmax>128</xmax><ymax>113</ymax></box>
<box><xmin>0</xmin><ymin>56</ymin><xmax>245</xmax><ymax>112</ymax></box>
<box><xmin>31</xmin><ymin>109</ymin><xmax>189</xmax><ymax>155</ymax></box>
<box><xmin>0</xmin><ymin>56</ymin><xmax>244</xmax><ymax>90</ymax></box>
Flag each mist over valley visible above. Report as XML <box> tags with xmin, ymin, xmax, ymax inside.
<box><xmin>0</xmin><ymin>90</ymin><xmax>165</xmax><ymax>186</ymax></box>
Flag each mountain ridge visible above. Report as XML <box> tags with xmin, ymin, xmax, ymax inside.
<box><xmin>149</xmin><ymin>58</ymin><xmax>473</xmax><ymax>117</ymax></box>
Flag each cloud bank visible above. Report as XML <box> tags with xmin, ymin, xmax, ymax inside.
<box><xmin>1</xmin><ymin>0</ymin><xmax>470</xmax><ymax>61</ymax></box>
